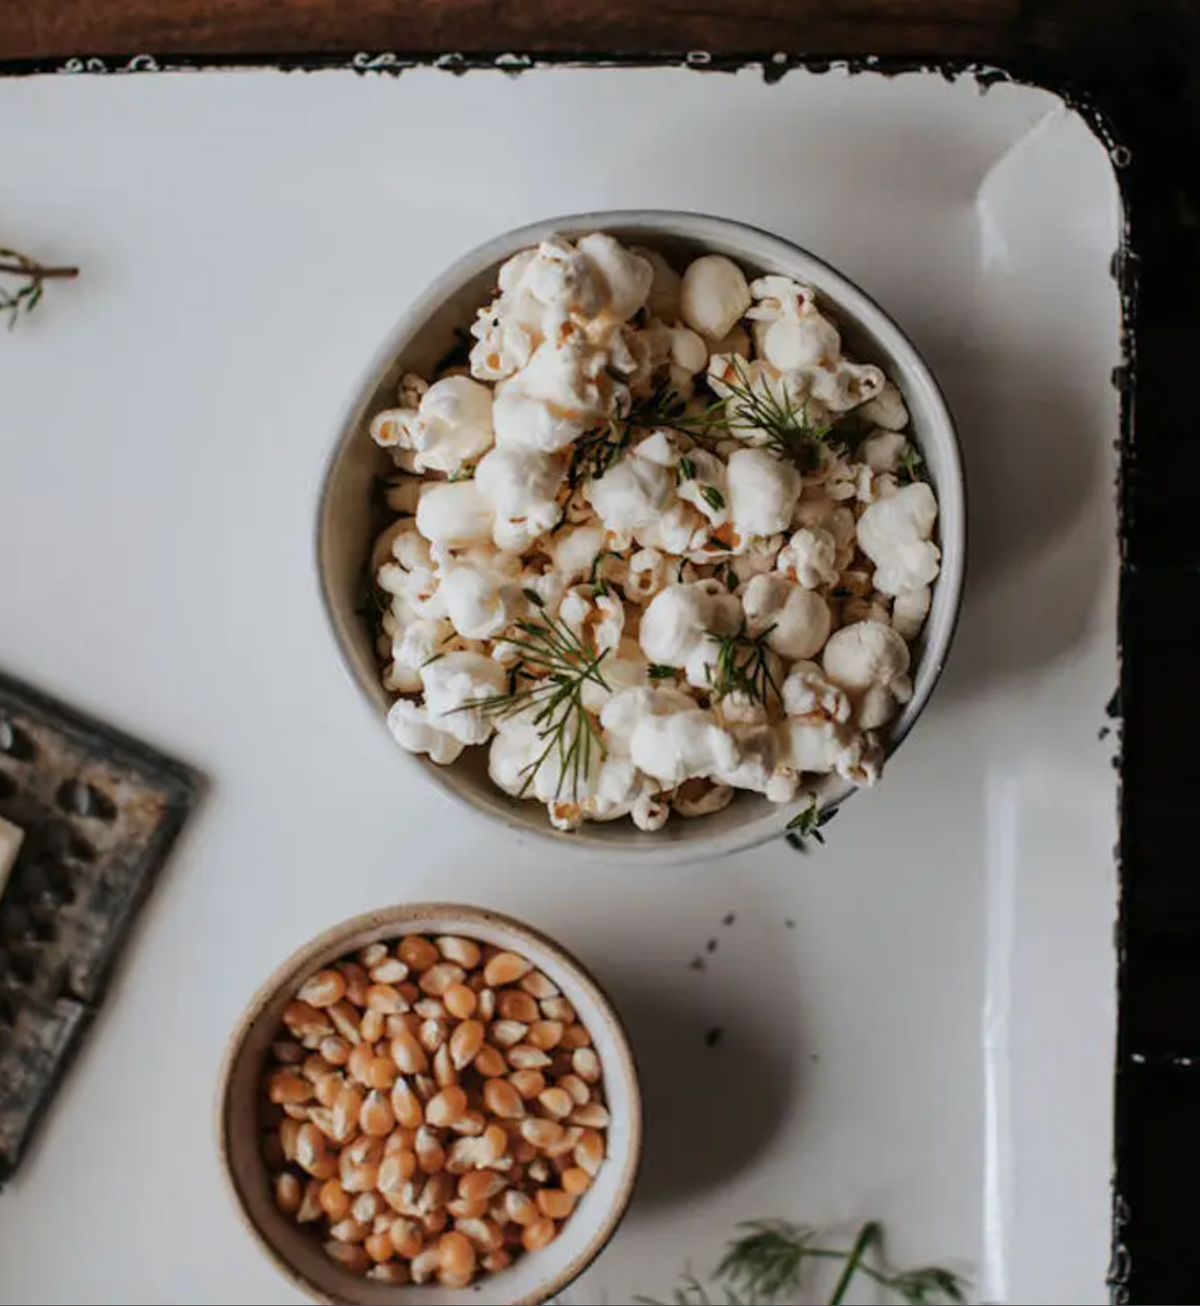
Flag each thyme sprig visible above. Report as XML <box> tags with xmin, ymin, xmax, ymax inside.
<box><xmin>707</xmin><ymin>623</ymin><xmax>781</xmax><ymax>707</ymax></box>
<box><xmin>636</xmin><ymin>1219</ymin><xmax>967</xmax><ymax>1306</ymax></box>
<box><xmin>785</xmin><ymin>795</ymin><xmax>838</xmax><ymax>852</ymax></box>
<box><xmin>0</xmin><ymin>247</ymin><xmax>79</xmax><ymax>330</ymax></box>
<box><xmin>449</xmin><ymin>591</ymin><xmax>609</xmax><ymax>800</ymax></box>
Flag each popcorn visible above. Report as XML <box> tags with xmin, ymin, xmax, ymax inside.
<box><xmin>521</xmin><ymin>236</ymin><xmax>607</xmax><ymax>319</ymax></box>
<box><xmin>778</xmin><ymin>718</ymin><xmax>880</xmax><ymax>785</ymax></box>
<box><xmin>673</xmin><ymin>780</ymin><xmax>735</xmax><ymax>817</ymax></box>
<box><xmin>384</xmin><ymin>613</ymin><xmax>454</xmax><ymax>692</ymax></box>
<box><xmin>387</xmin><ymin>699</ymin><xmax>465</xmax><ymax>766</ymax></box>
<box><xmin>859</xmin><ymin>430</ymin><xmax>909</xmax><ymax>474</ymax></box>
<box><xmin>576</xmin><ymin>233</ymin><xmax>654</xmax><ymax>321</ymax></box>
<box><xmin>675</xmin><ymin>448</ymin><xmax>730</xmax><ymax>526</ymax></box>
<box><xmin>599</xmin><ymin>685</ymin><xmax>695</xmax><ymax>756</ymax></box>
<box><xmin>856</xmin><ymin>482</ymin><xmax>941</xmax><ymax>596</ymax></box>
<box><xmin>415</xmin><ymin>482</ymin><xmax>495</xmax><ymax>549</ymax></box>
<box><xmin>821</xmin><ymin>620</ymin><xmax>914</xmax><ymax>728</ymax></box>
<box><xmin>680</xmin><ymin>254</ymin><xmax>752</xmax><ymax>340</ymax></box>
<box><xmin>375</xmin><ymin>524</ymin><xmax>444</xmax><ymax>618</ymax></box>
<box><xmin>492</xmin><ymin>390</ymin><xmax>584</xmax><ymax>453</ymax></box>
<box><xmin>858</xmin><ymin>380</ymin><xmax>909</xmax><ymax>431</ymax></box>
<box><xmin>714</xmin><ymin>724</ymin><xmax>798</xmax><ymax>802</ymax></box>
<box><xmin>746</xmin><ymin>275</ymin><xmax>841</xmax><ymax>372</ymax></box>
<box><xmin>781</xmin><ymin>662</ymin><xmax>851</xmax><ymax>724</ymax></box>
<box><xmin>620</xmin><ymin>547</ymin><xmax>671</xmax><ymax>603</ymax></box>
<box><xmin>421</xmin><ymin>652</ymin><xmax>508</xmax><ymax>745</ymax></box>
<box><xmin>371</xmin><ymin>231</ymin><xmax>942</xmax><ymax>833</ymax></box>
<box><xmin>634</xmin><ymin>246</ymin><xmax>683</xmax><ymax>321</ymax></box>
<box><xmin>560</xmin><ymin>586</ymin><xmax>625</xmax><ymax>655</ymax></box>
<box><xmin>369</xmin><ymin>376</ymin><xmax>494</xmax><ymax>478</ymax></box>
<box><xmin>809</xmin><ymin>360</ymin><xmax>887</xmax><ymax>413</ymax></box>
<box><xmin>473</xmin><ymin>444</ymin><xmax>565</xmax><ymax>552</ymax></box>
<box><xmin>509</xmin><ymin>327</ymin><xmax>613</xmax><ymax>425</ymax></box>
<box><xmin>726</xmin><ymin>448</ymin><xmax>802</xmax><ymax>538</ymax></box>
<box><xmin>584</xmin><ymin>440</ymin><xmax>674</xmax><ymax>533</ymax></box>
<box><xmin>440</xmin><ymin>565</ymin><xmax>523</xmax><ymax>640</ymax></box>
<box><xmin>741</xmin><ymin>574</ymin><xmax>832</xmax><ymax>661</ymax></box>
<box><xmin>630</xmin><ymin>709</ymin><xmax>739</xmax><ymax>787</ymax></box>
<box><xmin>892</xmin><ymin>586</ymin><xmax>931</xmax><ymax>641</ymax></box>
<box><xmin>638</xmin><ymin>581</ymin><xmax>742</xmax><ymax>668</ymax></box>
<box><xmin>777</xmin><ymin>525</ymin><xmax>839</xmax><ymax>590</ymax></box>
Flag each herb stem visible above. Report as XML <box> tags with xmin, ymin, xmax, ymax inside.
<box><xmin>0</xmin><ymin>262</ymin><xmax>78</xmax><ymax>279</ymax></box>
<box><xmin>827</xmin><ymin>1222</ymin><xmax>880</xmax><ymax>1305</ymax></box>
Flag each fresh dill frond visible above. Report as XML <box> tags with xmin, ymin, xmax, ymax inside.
<box><xmin>717</xmin><ymin>1221</ymin><xmax>819</xmax><ymax>1301</ymax></box>
<box><xmin>886</xmin><ymin>1265</ymin><xmax>968</xmax><ymax>1305</ymax></box>
<box><xmin>449</xmin><ymin>591</ymin><xmax>610</xmax><ymax>801</ymax></box>
<box><xmin>568</xmin><ymin>383</ymin><xmax>729</xmax><ymax>488</ymax></box>
<box><xmin>785</xmin><ymin>795</ymin><xmax>838</xmax><ymax>852</ymax></box>
<box><xmin>647</xmin><ymin>664</ymin><xmax>676</xmax><ymax>681</ymax></box>
<box><xmin>715</xmin><ymin>356</ymin><xmax>837</xmax><ymax>473</ymax></box>
<box><xmin>628</xmin><ymin>382</ymin><xmax>730</xmax><ymax>439</ymax></box>
<box><xmin>0</xmin><ymin>247</ymin><xmax>79</xmax><ymax>330</ymax></box>
<box><xmin>567</xmin><ymin>413</ymin><xmax>634</xmax><ymax>490</ymax></box>
<box><xmin>703</xmin><ymin>1218</ymin><xmax>967</xmax><ymax>1306</ymax></box>
<box><xmin>707</xmin><ymin>624</ymin><xmax>781</xmax><ymax>708</ymax></box>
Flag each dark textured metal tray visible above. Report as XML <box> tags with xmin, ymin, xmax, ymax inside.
<box><xmin>0</xmin><ymin>669</ymin><xmax>200</xmax><ymax>1184</ymax></box>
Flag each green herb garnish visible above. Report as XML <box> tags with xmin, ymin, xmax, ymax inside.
<box><xmin>449</xmin><ymin>590</ymin><xmax>609</xmax><ymax>801</ymax></box>
<box><xmin>637</xmin><ymin>1218</ymin><xmax>967</xmax><ymax>1305</ymax></box>
<box><xmin>707</xmin><ymin>623</ymin><xmax>781</xmax><ymax>708</ymax></box>
<box><xmin>568</xmin><ymin>384</ymin><xmax>727</xmax><ymax>489</ymax></box>
<box><xmin>898</xmin><ymin>444</ymin><xmax>924</xmax><ymax>484</ymax></box>
<box><xmin>0</xmin><ymin>247</ymin><xmax>79</xmax><ymax>330</ymax></box>
<box><xmin>647</xmin><ymin>664</ymin><xmax>676</xmax><ymax>681</ymax></box>
<box><xmin>714</xmin><ymin>356</ymin><xmax>837</xmax><ymax>473</ymax></box>
<box><xmin>785</xmin><ymin>795</ymin><xmax>838</xmax><ymax>851</ymax></box>
<box><xmin>699</xmin><ymin>483</ymin><xmax>726</xmax><ymax>512</ymax></box>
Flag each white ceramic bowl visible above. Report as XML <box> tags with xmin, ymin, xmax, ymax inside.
<box><xmin>218</xmin><ymin>903</ymin><xmax>642</xmax><ymax>1306</ymax></box>
<box><xmin>316</xmin><ymin>211</ymin><xmax>965</xmax><ymax>863</ymax></box>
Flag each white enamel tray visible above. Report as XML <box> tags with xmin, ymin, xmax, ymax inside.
<box><xmin>0</xmin><ymin>62</ymin><xmax>1121</xmax><ymax>1306</ymax></box>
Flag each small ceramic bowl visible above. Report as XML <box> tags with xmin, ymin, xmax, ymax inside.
<box><xmin>316</xmin><ymin>211</ymin><xmax>965</xmax><ymax>862</ymax></box>
<box><xmin>217</xmin><ymin>904</ymin><xmax>642</xmax><ymax>1305</ymax></box>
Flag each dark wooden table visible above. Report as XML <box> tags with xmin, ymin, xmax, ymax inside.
<box><xmin>0</xmin><ymin>1</ymin><xmax>1127</xmax><ymax>64</ymax></box>
<box><xmin>4</xmin><ymin>2</ymin><xmax>1198</xmax><ymax>1302</ymax></box>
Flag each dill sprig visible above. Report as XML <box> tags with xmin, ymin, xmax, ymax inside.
<box><xmin>450</xmin><ymin>590</ymin><xmax>609</xmax><ymax>801</ymax></box>
<box><xmin>706</xmin><ymin>624</ymin><xmax>781</xmax><ymax>708</ymax></box>
<box><xmin>567</xmin><ymin>383</ymin><xmax>727</xmax><ymax>489</ymax></box>
<box><xmin>0</xmin><ymin>247</ymin><xmax>79</xmax><ymax>330</ymax></box>
<box><xmin>714</xmin><ymin>356</ymin><xmax>837</xmax><ymax>473</ymax></box>
<box><xmin>637</xmin><ymin>1219</ymin><xmax>967</xmax><ymax>1306</ymax></box>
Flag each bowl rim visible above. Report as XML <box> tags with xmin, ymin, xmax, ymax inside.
<box><xmin>215</xmin><ymin>901</ymin><xmax>644</xmax><ymax>1306</ymax></box>
<box><xmin>314</xmin><ymin>209</ymin><xmax>966</xmax><ymax>865</ymax></box>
